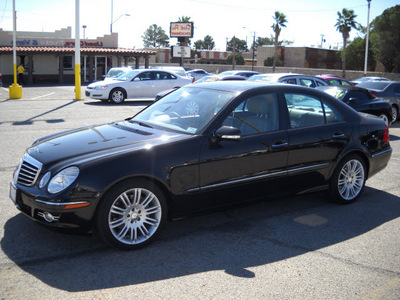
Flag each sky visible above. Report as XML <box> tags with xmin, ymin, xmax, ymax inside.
<box><xmin>0</xmin><ymin>0</ymin><xmax>398</xmax><ymax>51</ymax></box>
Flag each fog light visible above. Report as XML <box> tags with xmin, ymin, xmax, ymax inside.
<box><xmin>38</xmin><ymin>212</ymin><xmax>60</xmax><ymax>222</ymax></box>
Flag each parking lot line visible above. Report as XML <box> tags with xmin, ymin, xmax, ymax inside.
<box><xmin>30</xmin><ymin>92</ymin><xmax>55</xmax><ymax>99</ymax></box>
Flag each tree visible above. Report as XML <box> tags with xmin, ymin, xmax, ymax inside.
<box><xmin>226</xmin><ymin>54</ymin><xmax>245</xmax><ymax>65</ymax></box>
<box><xmin>194</xmin><ymin>35</ymin><xmax>215</xmax><ymax>50</ymax></box>
<box><xmin>226</xmin><ymin>37</ymin><xmax>248</xmax><ymax>52</ymax></box>
<box><xmin>142</xmin><ymin>24</ymin><xmax>169</xmax><ymax>48</ymax></box>
<box><xmin>271</xmin><ymin>11</ymin><xmax>287</xmax><ymax>72</ymax></box>
<box><xmin>346</xmin><ymin>37</ymin><xmax>375</xmax><ymax>71</ymax></box>
<box><xmin>370</xmin><ymin>5</ymin><xmax>400</xmax><ymax>72</ymax></box>
<box><xmin>255</xmin><ymin>36</ymin><xmax>274</xmax><ymax>49</ymax></box>
<box><xmin>177</xmin><ymin>16</ymin><xmax>193</xmax><ymax>46</ymax></box>
<box><xmin>264</xmin><ymin>56</ymin><xmax>283</xmax><ymax>67</ymax></box>
<box><xmin>335</xmin><ymin>8</ymin><xmax>358</xmax><ymax>77</ymax></box>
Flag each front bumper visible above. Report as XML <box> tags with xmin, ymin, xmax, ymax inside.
<box><xmin>10</xmin><ymin>182</ymin><xmax>95</xmax><ymax>230</ymax></box>
<box><xmin>85</xmin><ymin>89</ymin><xmax>108</xmax><ymax>100</ymax></box>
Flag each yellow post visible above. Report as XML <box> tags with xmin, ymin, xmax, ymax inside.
<box><xmin>75</xmin><ymin>64</ymin><xmax>81</xmax><ymax>100</ymax></box>
<box><xmin>74</xmin><ymin>0</ymin><xmax>82</xmax><ymax>100</ymax></box>
<box><xmin>9</xmin><ymin>0</ymin><xmax>22</xmax><ymax>99</ymax></box>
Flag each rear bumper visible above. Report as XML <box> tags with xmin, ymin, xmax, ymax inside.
<box><xmin>369</xmin><ymin>147</ymin><xmax>392</xmax><ymax>178</ymax></box>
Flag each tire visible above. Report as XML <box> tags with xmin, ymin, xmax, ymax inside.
<box><xmin>392</xmin><ymin>105</ymin><xmax>398</xmax><ymax>123</ymax></box>
<box><xmin>378</xmin><ymin>113</ymin><xmax>390</xmax><ymax>127</ymax></box>
<box><xmin>95</xmin><ymin>179</ymin><xmax>167</xmax><ymax>250</ymax></box>
<box><xmin>109</xmin><ymin>88</ymin><xmax>126</xmax><ymax>104</ymax></box>
<box><xmin>329</xmin><ymin>154</ymin><xmax>366</xmax><ymax>204</ymax></box>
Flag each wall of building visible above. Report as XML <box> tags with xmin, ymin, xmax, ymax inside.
<box><xmin>284</xmin><ymin>47</ymin><xmax>306</xmax><ymax>68</ymax></box>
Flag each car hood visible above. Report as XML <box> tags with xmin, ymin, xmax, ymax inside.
<box><xmin>87</xmin><ymin>80</ymin><xmax>124</xmax><ymax>88</ymax></box>
<box><xmin>27</xmin><ymin>121</ymin><xmax>188</xmax><ymax>167</ymax></box>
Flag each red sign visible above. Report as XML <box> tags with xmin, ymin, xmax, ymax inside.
<box><xmin>170</xmin><ymin>22</ymin><xmax>194</xmax><ymax>38</ymax></box>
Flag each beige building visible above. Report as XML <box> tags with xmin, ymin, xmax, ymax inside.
<box><xmin>257</xmin><ymin>45</ymin><xmax>341</xmax><ymax>69</ymax></box>
<box><xmin>0</xmin><ymin>27</ymin><xmax>156</xmax><ymax>84</ymax></box>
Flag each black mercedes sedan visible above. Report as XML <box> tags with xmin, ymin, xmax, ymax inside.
<box><xmin>10</xmin><ymin>82</ymin><xmax>392</xmax><ymax>250</ymax></box>
<box><xmin>317</xmin><ymin>85</ymin><xmax>393</xmax><ymax>127</ymax></box>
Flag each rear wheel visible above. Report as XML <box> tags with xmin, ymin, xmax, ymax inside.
<box><xmin>378</xmin><ymin>113</ymin><xmax>390</xmax><ymax>127</ymax></box>
<box><xmin>96</xmin><ymin>180</ymin><xmax>167</xmax><ymax>250</ymax></box>
<box><xmin>329</xmin><ymin>154</ymin><xmax>366</xmax><ymax>204</ymax></box>
<box><xmin>109</xmin><ymin>88</ymin><xmax>126</xmax><ymax>104</ymax></box>
<box><xmin>392</xmin><ymin>105</ymin><xmax>398</xmax><ymax>123</ymax></box>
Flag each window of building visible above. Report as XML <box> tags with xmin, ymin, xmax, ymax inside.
<box><xmin>63</xmin><ymin>56</ymin><xmax>73</xmax><ymax>70</ymax></box>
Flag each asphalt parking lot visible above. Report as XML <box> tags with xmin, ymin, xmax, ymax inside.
<box><xmin>0</xmin><ymin>85</ymin><xmax>399</xmax><ymax>299</ymax></box>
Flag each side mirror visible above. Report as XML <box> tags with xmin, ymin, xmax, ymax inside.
<box><xmin>211</xmin><ymin>126</ymin><xmax>242</xmax><ymax>144</ymax></box>
<box><xmin>348</xmin><ymin>97</ymin><xmax>358</xmax><ymax>104</ymax></box>
<box><xmin>102</xmin><ymin>75</ymin><xmax>106</xmax><ymax>79</ymax></box>
<box><xmin>133</xmin><ymin>77</ymin><xmax>140</xmax><ymax>82</ymax></box>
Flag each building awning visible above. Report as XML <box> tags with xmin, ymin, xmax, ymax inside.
<box><xmin>0</xmin><ymin>46</ymin><xmax>156</xmax><ymax>56</ymax></box>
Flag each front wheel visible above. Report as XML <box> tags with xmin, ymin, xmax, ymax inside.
<box><xmin>95</xmin><ymin>180</ymin><xmax>167</xmax><ymax>250</ymax></box>
<box><xmin>329</xmin><ymin>155</ymin><xmax>366</xmax><ymax>204</ymax></box>
<box><xmin>109</xmin><ymin>88</ymin><xmax>126</xmax><ymax>104</ymax></box>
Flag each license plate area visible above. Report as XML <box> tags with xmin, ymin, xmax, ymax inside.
<box><xmin>10</xmin><ymin>183</ymin><xmax>17</xmax><ymax>204</ymax></box>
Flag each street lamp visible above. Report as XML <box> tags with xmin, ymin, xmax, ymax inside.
<box><xmin>363</xmin><ymin>0</ymin><xmax>371</xmax><ymax>76</ymax></box>
<box><xmin>82</xmin><ymin>25</ymin><xmax>86</xmax><ymax>39</ymax></box>
<box><xmin>110</xmin><ymin>13</ymin><xmax>130</xmax><ymax>33</ymax></box>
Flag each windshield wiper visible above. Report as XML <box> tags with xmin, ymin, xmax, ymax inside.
<box><xmin>127</xmin><ymin>119</ymin><xmax>153</xmax><ymax>128</ymax></box>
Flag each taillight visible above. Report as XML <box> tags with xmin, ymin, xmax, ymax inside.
<box><xmin>383</xmin><ymin>125</ymin><xmax>390</xmax><ymax>143</ymax></box>
<box><xmin>370</xmin><ymin>92</ymin><xmax>378</xmax><ymax>98</ymax></box>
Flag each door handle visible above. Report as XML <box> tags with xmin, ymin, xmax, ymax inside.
<box><xmin>332</xmin><ymin>132</ymin><xmax>345</xmax><ymax>138</ymax></box>
<box><xmin>271</xmin><ymin>142</ymin><xmax>288</xmax><ymax>149</ymax></box>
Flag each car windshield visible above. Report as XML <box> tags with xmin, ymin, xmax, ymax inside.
<box><xmin>134</xmin><ymin>86</ymin><xmax>235</xmax><ymax>134</ymax></box>
<box><xmin>117</xmin><ymin>70</ymin><xmax>140</xmax><ymax>81</ymax></box>
<box><xmin>219</xmin><ymin>71</ymin><xmax>235</xmax><ymax>76</ymax></box>
<box><xmin>321</xmin><ymin>88</ymin><xmax>347</xmax><ymax>100</ymax></box>
<box><xmin>357</xmin><ymin>81</ymin><xmax>390</xmax><ymax>91</ymax></box>
<box><xmin>247</xmin><ymin>75</ymin><xmax>275</xmax><ymax>82</ymax></box>
<box><xmin>107</xmin><ymin>69</ymin><xmax>128</xmax><ymax>78</ymax></box>
<box><xmin>195</xmin><ymin>76</ymin><xmax>219</xmax><ymax>83</ymax></box>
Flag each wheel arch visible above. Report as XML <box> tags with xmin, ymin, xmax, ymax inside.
<box><xmin>96</xmin><ymin>175</ymin><xmax>174</xmax><ymax>219</ymax></box>
<box><xmin>109</xmin><ymin>87</ymin><xmax>127</xmax><ymax>100</ymax></box>
<box><xmin>336</xmin><ymin>149</ymin><xmax>370</xmax><ymax>179</ymax></box>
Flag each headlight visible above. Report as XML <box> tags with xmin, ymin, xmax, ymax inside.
<box><xmin>47</xmin><ymin>167</ymin><xmax>79</xmax><ymax>194</ymax></box>
<box><xmin>39</xmin><ymin>171</ymin><xmax>51</xmax><ymax>189</ymax></box>
<box><xmin>94</xmin><ymin>85</ymin><xmax>107</xmax><ymax>90</ymax></box>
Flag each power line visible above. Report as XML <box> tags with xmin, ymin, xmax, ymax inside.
<box><xmin>189</xmin><ymin>0</ymin><xmax>365</xmax><ymax>13</ymax></box>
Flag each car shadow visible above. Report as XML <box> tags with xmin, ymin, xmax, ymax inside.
<box><xmin>83</xmin><ymin>99</ymin><xmax>154</xmax><ymax>107</ymax></box>
<box><xmin>2</xmin><ymin>187</ymin><xmax>400</xmax><ymax>292</ymax></box>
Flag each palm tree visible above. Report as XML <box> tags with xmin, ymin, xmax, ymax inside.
<box><xmin>177</xmin><ymin>16</ymin><xmax>192</xmax><ymax>46</ymax></box>
<box><xmin>271</xmin><ymin>11</ymin><xmax>287</xmax><ymax>72</ymax></box>
<box><xmin>335</xmin><ymin>9</ymin><xmax>358</xmax><ymax>77</ymax></box>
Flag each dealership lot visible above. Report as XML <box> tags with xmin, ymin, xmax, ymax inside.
<box><xmin>0</xmin><ymin>85</ymin><xmax>399</xmax><ymax>299</ymax></box>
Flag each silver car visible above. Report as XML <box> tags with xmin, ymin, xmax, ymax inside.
<box><xmin>247</xmin><ymin>73</ymin><xmax>328</xmax><ymax>88</ymax></box>
<box><xmin>85</xmin><ymin>69</ymin><xmax>192</xmax><ymax>104</ymax></box>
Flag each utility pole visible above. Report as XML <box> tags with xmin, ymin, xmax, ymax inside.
<box><xmin>363</xmin><ymin>0</ymin><xmax>371</xmax><ymax>76</ymax></box>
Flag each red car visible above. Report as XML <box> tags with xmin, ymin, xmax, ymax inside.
<box><xmin>316</xmin><ymin>74</ymin><xmax>354</xmax><ymax>86</ymax></box>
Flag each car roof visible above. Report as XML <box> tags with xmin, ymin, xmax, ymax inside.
<box><xmin>316</xmin><ymin>74</ymin><xmax>347</xmax><ymax>80</ymax></box>
<box><xmin>186</xmin><ymin>80</ymin><xmax>327</xmax><ymax>94</ymax></box>
<box><xmin>317</xmin><ymin>85</ymin><xmax>366</xmax><ymax>92</ymax></box>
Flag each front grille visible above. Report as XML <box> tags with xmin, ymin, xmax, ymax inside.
<box><xmin>17</xmin><ymin>154</ymin><xmax>42</xmax><ymax>187</ymax></box>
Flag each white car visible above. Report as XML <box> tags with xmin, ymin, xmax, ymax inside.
<box><xmin>186</xmin><ymin>69</ymin><xmax>211</xmax><ymax>81</ymax></box>
<box><xmin>85</xmin><ymin>69</ymin><xmax>192</xmax><ymax>103</ymax></box>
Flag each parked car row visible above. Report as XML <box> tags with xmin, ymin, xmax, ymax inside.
<box><xmin>85</xmin><ymin>68</ymin><xmax>399</xmax><ymax>125</ymax></box>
